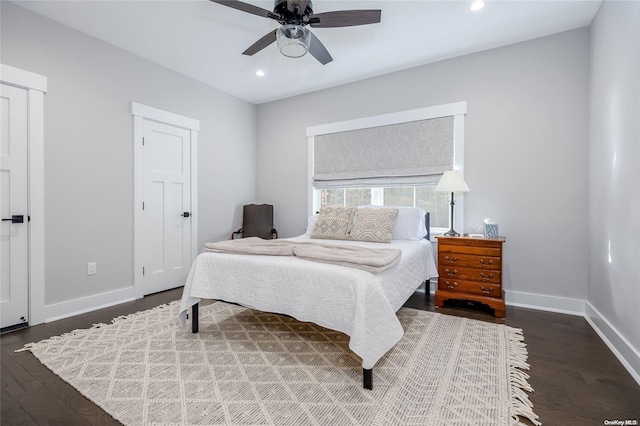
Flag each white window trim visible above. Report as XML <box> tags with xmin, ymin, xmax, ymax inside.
<box><xmin>371</xmin><ymin>188</ymin><xmax>384</xmax><ymax>206</ymax></box>
<box><xmin>306</xmin><ymin>102</ymin><xmax>467</xmax><ymax>235</ymax></box>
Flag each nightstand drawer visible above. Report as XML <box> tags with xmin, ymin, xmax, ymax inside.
<box><xmin>439</xmin><ymin>253</ymin><xmax>501</xmax><ymax>270</ymax></box>
<box><xmin>438</xmin><ymin>244</ymin><xmax>502</xmax><ymax>257</ymax></box>
<box><xmin>439</xmin><ymin>238</ymin><xmax>504</xmax><ymax>249</ymax></box>
<box><xmin>438</xmin><ymin>278</ymin><xmax>502</xmax><ymax>297</ymax></box>
<box><xmin>438</xmin><ymin>265</ymin><xmax>501</xmax><ymax>284</ymax></box>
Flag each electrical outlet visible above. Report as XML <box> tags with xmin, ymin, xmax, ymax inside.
<box><xmin>88</xmin><ymin>262</ymin><xmax>97</xmax><ymax>275</ymax></box>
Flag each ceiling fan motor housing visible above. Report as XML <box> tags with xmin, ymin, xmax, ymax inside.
<box><xmin>273</xmin><ymin>0</ymin><xmax>314</xmax><ymax>23</ymax></box>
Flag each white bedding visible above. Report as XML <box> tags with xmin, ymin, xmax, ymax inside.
<box><xmin>179</xmin><ymin>236</ymin><xmax>438</xmax><ymax>369</ymax></box>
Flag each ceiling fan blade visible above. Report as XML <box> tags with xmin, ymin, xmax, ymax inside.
<box><xmin>309</xmin><ymin>10</ymin><xmax>382</xmax><ymax>28</ymax></box>
<box><xmin>308</xmin><ymin>31</ymin><xmax>333</xmax><ymax>65</ymax></box>
<box><xmin>209</xmin><ymin>0</ymin><xmax>275</xmax><ymax>19</ymax></box>
<box><xmin>242</xmin><ymin>29</ymin><xmax>278</xmax><ymax>56</ymax></box>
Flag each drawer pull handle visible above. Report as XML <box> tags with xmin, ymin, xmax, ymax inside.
<box><xmin>480</xmin><ymin>259</ymin><xmax>494</xmax><ymax>265</ymax></box>
<box><xmin>480</xmin><ymin>286</ymin><xmax>494</xmax><ymax>294</ymax></box>
<box><xmin>445</xmin><ymin>269</ymin><xmax>458</xmax><ymax>276</ymax></box>
<box><xmin>479</xmin><ymin>272</ymin><xmax>494</xmax><ymax>281</ymax></box>
<box><xmin>446</xmin><ymin>281</ymin><xmax>458</xmax><ymax>289</ymax></box>
<box><xmin>444</xmin><ymin>256</ymin><xmax>458</xmax><ymax>262</ymax></box>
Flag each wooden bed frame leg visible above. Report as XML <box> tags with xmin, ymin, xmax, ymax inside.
<box><xmin>363</xmin><ymin>368</ymin><xmax>372</xmax><ymax>390</ymax></box>
<box><xmin>191</xmin><ymin>303</ymin><xmax>199</xmax><ymax>334</ymax></box>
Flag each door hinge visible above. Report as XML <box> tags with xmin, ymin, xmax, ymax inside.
<box><xmin>143</xmin><ymin>267</ymin><xmax>145</xmax><ymax>275</ymax></box>
<box><xmin>142</xmin><ymin>137</ymin><xmax>145</xmax><ymax>146</ymax></box>
<box><xmin>142</xmin><ymin>202</ymin><xmax>145</xmax><ymax>210</ymax></box>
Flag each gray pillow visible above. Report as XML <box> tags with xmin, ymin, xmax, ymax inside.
<box><xmin>310</xmin><ymin>206</ymin><xmax>357</xmax><ymax>240</ymax></box>
<box><xmin>349</xmin><ymin>208</ymin><xmax>398</xmax><ymax>243</ymax></box>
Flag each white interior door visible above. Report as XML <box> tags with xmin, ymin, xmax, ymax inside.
<box><xmin>142</xmin><ymin>119</ymin><xmax>192</xmax><ymax>295</ymax></box>
<box><xmin>1</xmin><ymin>83</ymin><xmax>29</xmax><ymax>329</ymax></box>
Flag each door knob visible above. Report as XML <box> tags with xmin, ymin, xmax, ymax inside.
<box><xmin>2</xmin><ymin>215</ymin><xmax>24</xmax><ymax>223</ymax></box>
<box><xmin>181</xmin><ymin>212</ymin><xmax>191</xmax><ymax>218</ymax></box>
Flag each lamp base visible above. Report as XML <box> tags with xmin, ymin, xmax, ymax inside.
<box><xmin>443</xmin><ymin>229</ymin><xmax>460</xmax><ymax>237</ymax></box>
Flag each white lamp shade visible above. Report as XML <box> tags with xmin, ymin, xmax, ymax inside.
<box><xmin>435</xmin><ymin>170</ymin><xmax>470</xmax><ymax>193</ymax></box>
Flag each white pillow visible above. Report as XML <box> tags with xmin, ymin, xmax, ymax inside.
<box><xmin>305</xmin><ymin>213</ymin><xmax>319</xmax><ymax>236</ymax></box>
<box><xmin>359</xmin><ymin>205</ymin><xmax>427</xmax><ymax>240</ymax></box>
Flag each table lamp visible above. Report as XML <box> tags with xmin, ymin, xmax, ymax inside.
<box><xmin>435</xmin><ymin>170</ymin><xmax>470</xmax><ymax>236</ymax></box>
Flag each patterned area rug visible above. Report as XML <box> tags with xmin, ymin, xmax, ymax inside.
<box><xmin>20</xmin><ymin>301</ymin><xmax>541</xmax><ymax>425</ymax></box>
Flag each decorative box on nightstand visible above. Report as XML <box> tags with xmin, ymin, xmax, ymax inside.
<box><xmin>435</xmin><ymin>235</ymin><xmax>506</xmax><ymax>318</ymax></box>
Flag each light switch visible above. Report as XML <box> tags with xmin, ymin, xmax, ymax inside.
<box><xmin>88</xmin><ymin>262</ymin><xmax>97</xmax><ymax>275</ymax></box>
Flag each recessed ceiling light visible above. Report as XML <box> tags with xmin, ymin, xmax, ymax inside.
<box><xmin>256</xmin><ymin>70</ymin><xmax>265</xmax><ymax>77</ymax></box>
<box><xmin>470</xmin><ymin>1</ymin><xmax>485</xmax><ymax>11</ymax></box>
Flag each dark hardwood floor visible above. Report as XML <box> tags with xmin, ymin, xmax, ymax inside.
<box><xmin>2</xmin><ymin>287</ymin><xmax>638</xmax><ymax>425</ymax></box>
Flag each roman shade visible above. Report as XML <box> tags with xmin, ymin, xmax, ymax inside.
<box><xmin>313</xmin><ymin>116</ymin><xmax>454</xmax><ymax>189</ymax></box>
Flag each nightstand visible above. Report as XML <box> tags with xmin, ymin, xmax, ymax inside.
<box><xmin>435</xmin><ymin>235</ymin><xmax>506</xmax><ymax>318</ymax></box>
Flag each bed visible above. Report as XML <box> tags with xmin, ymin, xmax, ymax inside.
<box><xmin>178</xmin><ymin>207</ymin><xmax>438</xmax><ymax>389</ymax></box>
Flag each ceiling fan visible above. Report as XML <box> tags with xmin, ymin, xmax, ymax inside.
<box><xmin>210</xmin><ymin>0</ymin><xmax>382</xmax><ymax>65</ymax></box>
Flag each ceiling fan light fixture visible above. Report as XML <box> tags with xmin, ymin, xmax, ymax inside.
<box><xmin>276</xmin><ymin>24</ymin><xmax>311</xmax><ymax>58</ymax></box>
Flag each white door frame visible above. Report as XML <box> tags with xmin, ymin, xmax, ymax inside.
<box><xmin>131</xmin><ymin>102</ymin><xmax>199</xmax><ymax>299</ymax></box>
<box><xmin>0</xmin><ymin>64</ymin><xmax>47</xmax><ymax>326</ymax></box>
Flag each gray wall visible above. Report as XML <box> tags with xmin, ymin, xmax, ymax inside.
<box><xmin>588</xmin><ymin>1</ymin><xmax>640</xmax><ymax>362</ymax></box>
<box><xmin>1</xmin><ymin>3</ymin><xmax>257</xmax><ymax>306</ymax></box>
<box><xmin>256</xmin><ymin>28</ymin><xmax>591</xmax><ymax>301</ymax></box>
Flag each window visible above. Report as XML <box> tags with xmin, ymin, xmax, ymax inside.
<box><xmin>318</xmin><ymin>186</ymin><xmax>450</xmax><ymax>229</ymax></box>
<box><xmin>307</xmin><ymin>102</ymin><xmax>467</xmax><ymax>236</ymax></box>
<box><xmin>320</xmin><ymin>188</ymin><xmax>371</xmax><ymax>208</ymax></box>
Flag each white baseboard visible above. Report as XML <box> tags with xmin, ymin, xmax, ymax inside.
<box><xmin>425</xmin><ymin>282</ymin><xmax>585</xmax><ymax>314</ymax></box>
<box><xmin>584</xmin><ymin>302</ymin><xmax>640</xmax><ymax>386</ymax></box>
<box><xmin>505</xmin><ymin>291</ymin><xmax>639</xmax><ymax>386</ymax></box>
<box><xmin>427</xmin><ymin>285</ymin><xmax>585</xmax><ymax>315</ymax></box>
<box><xmin>44</xmin><ymin>287</ymin><xmax>138</xmax><ymax>323</ymax></box>
<box><xmin>504</xmin><ymin>290</ymin><xmax>585</xmax><ymax>316</ymax></box>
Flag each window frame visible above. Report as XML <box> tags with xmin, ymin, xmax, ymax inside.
<box><xmin>307</xmin><ymin>102</ymin><xmax>467</xmax><ymax>238</ymax></box>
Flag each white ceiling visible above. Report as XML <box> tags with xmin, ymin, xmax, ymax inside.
<box><xmin>12</xmin><ymin>0</ymin><xmax>601</xmax><ymax>104</ymax></box>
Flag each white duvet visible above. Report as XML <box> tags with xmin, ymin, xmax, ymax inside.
<box><xmin>179</xmin><ymin>236</ymin><xmax>438</xmax><ymax>369</ymax></box>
